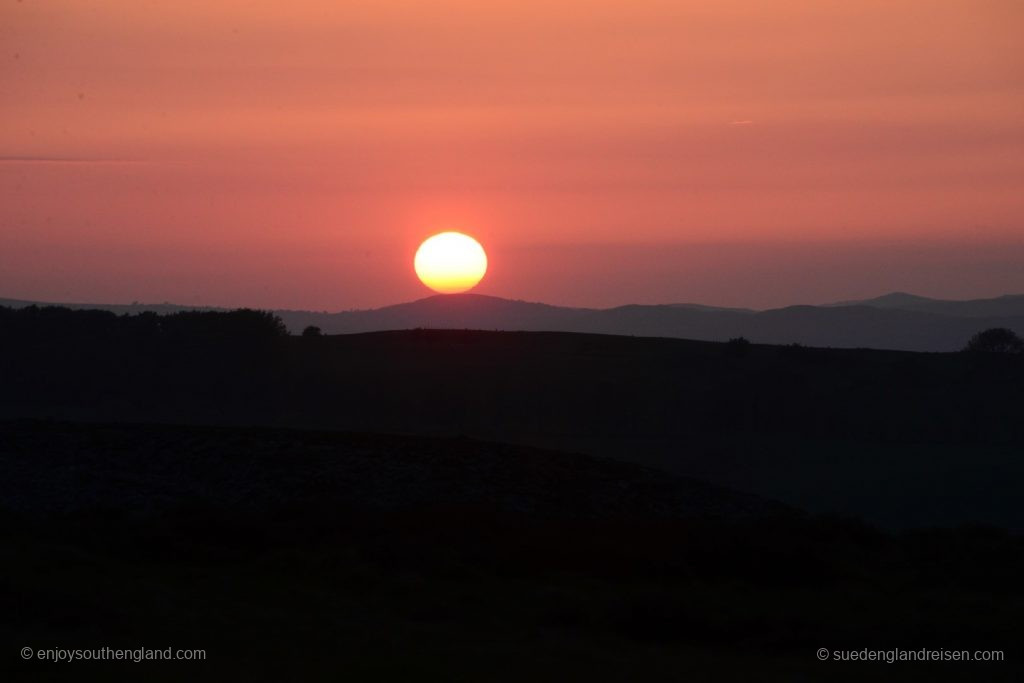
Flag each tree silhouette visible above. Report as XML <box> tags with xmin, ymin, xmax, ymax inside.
<box><xmin>964</xmin><ymin>328</ymin><xmax>1024</xmax><ymax>354</ymax></box>
<box><xmin>302</xmin><ymin>325</ymin><xmax>323</xmax><ymax>337</ymax></box>
<box><xmin>161</xmin><ymin>309</ymin><xmax>289</xmax><ymax>340</ymax></box>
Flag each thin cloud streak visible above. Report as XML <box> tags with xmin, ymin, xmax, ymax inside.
<box><xmin>0</xmin><ymin>157</ymin><xmax>147</xmax><ymax>164</ymax></box>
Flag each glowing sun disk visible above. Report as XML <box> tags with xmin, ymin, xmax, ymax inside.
<box><xmin>414</xmin><ymin>232</ymin><xmax>488</xmax><ymax>294</ymax></box>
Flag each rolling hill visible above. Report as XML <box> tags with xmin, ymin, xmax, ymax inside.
<box><xmin>0</xmin><ymin>420</ymin><xmax>784</xmax><ymax>523</ymax></box>
<box><xmin>289</xmin><ymin>294</ymin><xmax>1021</xmax><ymax>351</ymax></box>
<box><xmin>5</xmin><ymin>419</ymin><xmax>1023</xmax><ymax>681</ymax></box>
<box><xmin>829</xmin><ymin>292</ymin><xmax>1024</xmax><ymax>318</ymax></box>
<box><xmin>4</xmin><ymin>291</ymin><xmax>1022</xmax><ymax>351</ymax></box>
<box><xmin>3</xmin><ymin>305</ymin><xmax>1023</xmax><ymax>680</ymax></box>
<box><xmin>2</xmin><ymin>304</ymin><xmax>1022</xmax><ymax>530</ymax></box>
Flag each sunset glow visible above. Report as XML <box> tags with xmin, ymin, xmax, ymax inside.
<box><xmin>1</xmin><ymin>1</ymin><xmax>1022</xmax><ymax>309</ymax></box>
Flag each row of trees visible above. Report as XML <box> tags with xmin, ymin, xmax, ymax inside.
<box><xmin>0</xmin><ymin>305</ymin><xmax>289</xmax><ymax>340</ymax></box>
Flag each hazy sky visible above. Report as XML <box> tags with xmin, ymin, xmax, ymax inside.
<box><xmin>2</xmin><ymin>0</ymin><xmax>1022</xmax><ymax>309</ymax></box>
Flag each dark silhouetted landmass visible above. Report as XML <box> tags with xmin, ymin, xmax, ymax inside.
<box><xmin>276</xmin><ymin>293</ymin><xmax>1024</xmax><ymax>352</ymax></box>
<box><xmin>1</xmin><ymin>304</ymin><xmax>1022</xmax><ymax>530</ymax></box>
<box><xmin>3</xmin><ymin>306</ymin><xmax>1024</xmax><ymax>680</ymax></box>
<box><xmin>4</xmin><ymin>291</ymin><xmax>1023</xmax><ymax>351</ymax></box>
<box><xmin>3</xmin><ymin>420</ymin><xmax>1022</xmax><ymax>681</ymax></box>
<box><xmin>0</xmin><ymin>421</ymin><xmax>784</xmax><ymax>522</ymax></box>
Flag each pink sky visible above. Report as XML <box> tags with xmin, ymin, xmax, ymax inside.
<box><xmin>2</xmin><ymin>1</ymin><xmax>1022</xmax><ymax>309</ymax></box>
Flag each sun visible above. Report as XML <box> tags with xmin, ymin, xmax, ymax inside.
<box><xmin>414</xmin><ymin>232</ymin><xmax>488</xmax><ymax>294</ymax></box>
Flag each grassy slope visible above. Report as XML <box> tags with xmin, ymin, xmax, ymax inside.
<box><xmin>3</xmin><ymin>421</ymin><xmax>1022</xmax><ymax>682</ymax></box>
<box><xmin>278</xmin><ymin>331</ymin><xmax>1024</xmax><ymax>530</ymax></box>
<box><xmin>2</xmin><ymin>321</ymin><xmax>1023</xmax><ymax>530</ymax></box>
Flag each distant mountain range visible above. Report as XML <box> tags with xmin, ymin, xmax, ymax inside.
<box><xmin>827</xmin><ymin>291</ymin><xmax>1024</xmax><ymax>318</ymax></box>
<box><xmin>3</xmin><ymin>292</ymin><xmax>1023</xmax><ymax>352</ymax></box>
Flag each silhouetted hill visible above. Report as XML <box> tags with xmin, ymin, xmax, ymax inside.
<box><xmin>278</xmin><ymin>293</ymin><xmax>595</xmax><ymax>335</ymax></box>
<box><xmin>830</xmin><ymin>292</ymin><xmax>1024</xmax><ymax>318</ymax></box>
<box><xmin>5</xmin><ymin>291</ymin><xmax>1023</xmax><ymax>351</ymax></box>
<box><xmin>4</xmin><ymin>308</ymin><xmax>1024</xmax><ymax>679</ymax></box>
<box><xmin>3</xmin><ymin>420</ymin><xmax>1023</xmax><ymax>681</ymax></box>
<box><xmin>2</xmin><ymin>304</ymin><xmax>1022</xmax><ymax>530</ymax></box>
<box><xmin>0</xmin><ymin>421</ymin><xmax>783</xmax><ymax>522</ymax></box>
<box><xmin>284</xmin><ymin>294</ymin><xmax>1024</xmax><ymax>352</ymax></box>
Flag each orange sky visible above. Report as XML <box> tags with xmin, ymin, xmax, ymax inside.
<box><xmin>2</xmin><ymin>0</ymin><xmax>1022</xmax><ymax>309</ymax></box>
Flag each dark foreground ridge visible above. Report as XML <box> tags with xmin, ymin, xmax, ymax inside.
<box><xmin>3</xmin><ymin>420</ymin><xmax>1023</xmax><ymax>681</ymax></box>
<box><xmin>5</xmin><ymin>291</ymin><xmax>1024</xmax><ymax>351</ymax></box>
<box><xmin>2</xmin><ymin>304</ymin><xmax>1023</xmax><ymax>530</ymax></box>
<box><xmin>0</xmin><ymin>421</ymin><xmax>785</xmax><ymax>522</ymax></box>
<box><xmin>1</xmin><ymin>307</ymin><xmax>1022</xmax><ymax>680</ymax></box>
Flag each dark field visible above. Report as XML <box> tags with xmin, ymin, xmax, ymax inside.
<box><xmin>1</xmin><ymin>306</ymin><xmax>1022</xmax><ymax>680</ymax></box>
<box><xmin>3</xmin><ymin>305</ymin><xmax>1022</xmax><ymax>529</ymax></box>
<box><xmin>3</xmin><ymin>421</ymin><xmax>1022</xmax><ymax>681</ymax></box>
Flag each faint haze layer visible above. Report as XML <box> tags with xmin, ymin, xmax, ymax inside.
<box><xmin>1</xmin><ymin>1</ymin><xmax>1022</xmax><ymax>309</ymax></box>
